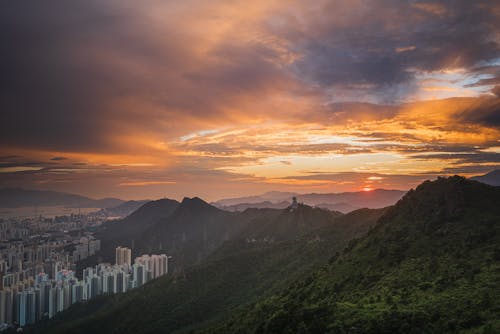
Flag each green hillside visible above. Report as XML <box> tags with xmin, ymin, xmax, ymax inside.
<box><xmin>29</xmin><ymin>176</ymin><xmax>500</xmax><ymax>334</ymax></box>
<box><xmin>29</xmin><ymin>207</ymin><xmax>384</xmax><ymax>334</ymax></box>
<box><xmin>206</xmin><ymin>177</ymin><xmax>500</xmax><ymax>333</ymax></box>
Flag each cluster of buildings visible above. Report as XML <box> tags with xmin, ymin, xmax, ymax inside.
<box><xmin>0</xmin><ymin>242</ymin><xmax>72</xmax><ymax>291</ymax></box>
<box><xmin>0</xmin><ymin>247</ymin><xmax>169</xmax><ymax>329</ymax></box>
<box><xmin>0</xmin><ymin>213</ymin><xmax>106</xmax><ymax>294</ymax></box>
<box><xmin>0</xmin><ymin>210</ymin><xmax>170</xmax><ymax>330</ymax></box>
<box><xmin>72</xmin><ymin>237</ymin><xmax>101</xmax><ymax>262</ymax></box>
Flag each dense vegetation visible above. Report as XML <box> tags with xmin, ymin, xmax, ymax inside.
<box><xmin>204</xmin><ymin>177</ymin><xmax>500</xmax><ymax>333</ymax></box>
<box><xmin>30</xmin><ymin>177</ymin><xmax>500</xmax><ymax>333</ymax></box>
<box><xmin>30</xmin><ymin>206</ymin><xmax>384</xmax><ymax>333</ymax></box>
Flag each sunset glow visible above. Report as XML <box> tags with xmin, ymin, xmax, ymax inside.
<box><xmin>0</xmin><ymin>0</ymin><xmax>499</xmax><ymax>201</ymax></box>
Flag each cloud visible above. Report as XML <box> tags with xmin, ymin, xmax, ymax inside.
<box><xmin>278</xmin><ymin>0</ymin><xmax>500</xmax><ymax>101</ymax></box>
<box><xmin>492</xmin><ymin>85</ymin><xmax>500</xmax><ymax>97</ymax></box>
<box><xmin>0</xmin><ymin>0</ymin><xmax>499</xmax><ymax>199</ymax></box>
<box><xmin>0</xmin><ymin>0</ymin><xmax>304</xmax><ymax>154</ymax></box>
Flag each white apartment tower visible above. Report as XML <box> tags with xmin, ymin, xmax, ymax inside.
<box><xmin>115</xmin><ymin>247</ymin><xmax>132</xmax><ymax>267</ymax></box>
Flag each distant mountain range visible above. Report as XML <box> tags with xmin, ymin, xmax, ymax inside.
<box><xmin>471</xmin><ymin>169</ymin><xmax>500</xmax><ymax>186</ymax></box>
<box><xmin>213</xmin><ymin>189</ymin><xmax>406</xmax><ymax>213</ymax></box>
<box><xmin>32</xmin><ymin>176</ymin><xmax>500</xmax><ymax>334</ymax></box>
<box><xmin>0</xmin><ymin>188</ymin><xmax>124</xmax><ymax>209</ymax></box>
<box><xmin>5</xmin><ymin>169</ymin><xmax>497</xmax><ymax>212</ymax></box>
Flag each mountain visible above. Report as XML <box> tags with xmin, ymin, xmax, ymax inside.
<box><xmin>88</xmin><ymin>197</ymin><xmax>249</xmax><ymax>269</ymax></box>
<box><xmin>471</xmin><ymin>169</ymin><xmax>500</xmax><ymax>186</ymax></box>
<box><xmin>239</xmin><ymin>204</ymin><xmax>342</xmax><ymax>241</ymax></box>
<box><xmin>90</xmin><ymin>198</ymin><xmax>343</xmax><ymax>270</ymax></box>
<box><xmin>213</xmin><ymin>189</ymin><xmax>405</xmax><ymax>212</ymax></box>
<box><xmin>0</xmin><ymin>188</ymin><xmax>124</xmax><ymax>208</ymax></box>
<box><xmin>219</xmin><ymin>200</ymin><xmax>360</xmax><ymax>213</ymax></box>
<box><xmin>216</xmin><ymin>200</ymin><xmax>291</xmax><ymax>212</ymax></box>
<box><xmin>75</xmin><ymin>198</ymin><xmax>181</xmax><ymax>273</ymax></box>
<box><xmin>30</xmin><ymin>207</ymin><xmax>385</xmax><ymax>334</ymax></box>
<box><xmin>96</xmin><ymin>199</ymin><xmax>180</xmax><ymax>256</ymax></box>
<box><xmin>315</xmin><ymin>201</ymin><xmax>359</xmax><ymax>213</ymax></box>
<box><xmin>31</xmin><ymin>176</ymin><xmax>500</xmax><ymax>333</ymax></box>
<box><xmin>97</xmin><ymin>200</ymin><xmax>150</xmax><ymax>218</ymax></box>
<box><xmin>213</xmin><ymin>191</ymin><xmax>297</xmax><ymax>206</ymax></box>
<box><xmin>135</xmin><ymin>197</ymin><xmax>241</xmax><ymax>266</ymax></box>
<box><xmin>207</xmin><ymin>176</ymin><xmax>500</xmax><ymax>333</ymax></box>
<box><xmin>298</xmin><ymin>189</ymin><xmax>405</xmax><ymax>207</ymax></box>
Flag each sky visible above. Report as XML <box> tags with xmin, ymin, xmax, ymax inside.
<box><xmin>0</xmin><ymin>0</ymin><xmax>499</xmax><ymax>201</ymax></box>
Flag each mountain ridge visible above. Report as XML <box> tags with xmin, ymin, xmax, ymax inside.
<box><xmin>30</xmin><ymin>176</ymin><xmax>500</xmax><ymax>333</ymax></box>
<box><xmin>471</xmin><ymin>169</ymin><xmax>500</xmax><ymax>186</ymax></box>
<box><xmin>209</xmin><ymin>176</ymin><xmax>500</xmax><ymax>333</ymax></box>
<box><xmin>213</xmin><ymin>189</ymin><xmax>405</xmax><ymax>211</ymax></box>
<box><xmin>0</xmin><ymin>187</ymin><xmax>124</xmax><ymax>209</ymax></box>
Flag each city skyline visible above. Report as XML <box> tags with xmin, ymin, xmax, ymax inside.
<box><xmin>1</xmin><ymin>1</ymin><xmax>499</xmax><ymax>201</ymax></box>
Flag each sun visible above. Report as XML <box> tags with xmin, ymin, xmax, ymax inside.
<box><xmin>362</xmin><ymin>187</ymin><xmax>374</xmax><ymax>192</ymax></box>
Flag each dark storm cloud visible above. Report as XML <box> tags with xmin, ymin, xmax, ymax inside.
<box><xmin>1</xmin><ymin>1</ymin><xmax>120</xmax><ymax>151</ymax></box>
<box><xmin>275</xmin><ymin>0</ymin><xmax>500</xmax><ymax>99</ymax></box>
<box><xmin>1</xmin><ymin>0</ymin><xmax>499</xmax><ymax>153</ymax></box>
<box><xmin>0</xmin><ymin>0</ymin><xmax>293</xmax><ymax>152</ymax></box>
<box><xmin>410</xmin><ymin>152</ymin><xmax>500</xmax><ymax>164</ymax></box>
<box><xmin>1</xmin><ymin>0</ymin><xmax>499</xmax><ymax>200</ymax></box>
<box><xmin>492</xmin><ymin>86</ymin><xmax>500</xmax><ymax>97</ymax></box>
<box><xmin>456</xmin><ymin>97</ymin><xmax>500</xmax><ymax>127</ymax></box>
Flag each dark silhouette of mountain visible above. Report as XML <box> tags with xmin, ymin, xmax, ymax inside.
<box><xmin>299</xmin><ymin>189</ymin><xmax>405</xmax><ymax>207</ymax></box>
<box><xmin>0</xmin><ymin>188</ymin><xmax>124</xmax><ymax>208</ymax></box>
<box><xmin>471</xmin><ymin>169</ymin><xmax>500</xmax><ymax>186</ymax></box>
<box><xmin>315</xmin><ymin>201</ymin><xmax>359</xmax><ymax>213</ymax></box>
<box><xmin>218</xmin><ymin>200</ymin><xmax>360</xmax><ymax>213</ymax></box>
<box><xmin>76</xmin><ymin>199</ymin><xmax>181</xmax><ymax>271</ymax></box>
<box><xmin>99</xmin><ymin>198</ymin><xmax>180</xmax><ymax>244</ymax></box>
<box><xmin>135</xmin><ymin>197</ymin><xmax>239</xmax><ymax>266</ymax></box>
<box><xmin>89</xmin><ymin>197</ymin><xmax>244</xmax><ymax>268</ymax></box>
<box><xmin>217</xmin><ymin>200</ymin><xmax>291</xmax><ymax>212</ymax></box>
<box><xmin>213</xmin><ymin>191</ymin><xmax>297</xmax><ymax>206</ymax></box>
<box><xmin>31</xmin><ymin>207</ymin><xmax>383</xmax><ymax>334</ymax></box>
<box><xmin>240</xmin><ymin>204</ymin><xmax>342</xmax><ymax>241</ymax></box>
<box><xmin>90</xmin><ymin>198</ymin><xmax>346</xmax><ymax>270</ymax></box>
<box><xmin>214</xmin><ymin>189</ymin><xmax>405</xmax><ymax>211</ymax></box>
<box><xmin>97</xmin><ymin>200</ymin><xmax>150</xmax><ymax>218</ymax></box>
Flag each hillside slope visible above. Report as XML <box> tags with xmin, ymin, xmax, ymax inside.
<box><xmin>29</xmin><ymin>207</ymin><xmax>385</xmax><ymax>334</ymax></box>
<box><xmin>208</xmin><ymin>177</ymin><xmax>500</xmax><ymax>333</ymax></box>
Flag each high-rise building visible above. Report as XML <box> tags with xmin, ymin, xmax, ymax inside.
<box><xmin>34</xmin><ymin>288</ymin><xmax>41</xmax><ymax>322</ymax></box>
<box><xmin>40</xmin><ymin>281</ymin><xmax>51</xmax><ymax>317</ymax></box>
<box><xmin>115</xmin><ymin>247</ymin><xmax>131</xmax><ymax>267</ymax></box>
<box><xmin>4</xmin><ymin>289</ymin><xmax>13</xmax><ymax>324</ymax></box>
<box><xmin>16</xmin><ymin>291</ymin><xmax>26</xmax><ymax>326</ymax></box>
<box><xmin>48</xmin><ymin>287</ymin><xmax>57</xmax><ymax>319</ymax></box>
<box><xmin>26</xmin><ymin>290</ymin><xmax>36</xmax><ymax>325</ymax></box>
<box><xmin>132</xmin><ymin>263</ymin><xmax>145</xmax><ymax>287</ymax></box>
<box><xmin>71</xmin><ymin>283</ymin><xmax>84</xmax><ymax>304</ymax></box>
<box><xmin>56</xmin><ymin>286</ymin><xmax>64</xmax><ymax>313</ymax></box>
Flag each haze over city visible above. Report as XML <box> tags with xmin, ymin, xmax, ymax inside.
<box><xmin>1</xmin><ymin>0</ymin><xmax>499</xmax><ymax>201</ymax></box>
